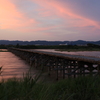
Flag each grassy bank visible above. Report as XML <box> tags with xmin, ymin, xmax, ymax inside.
<box><xmin>0</xmin><ymin>49</ymin><xmax>8</xmax><ymax>52</ymax></box>
<box><xmin>0</xmin><ymin>75</ymin><xmax>100</xmax><ymax>100</ymax></box>
<box><xmin>17</xmin><ymin>45</ymin><xmax>100</xmax><ymax>52</ymax></box>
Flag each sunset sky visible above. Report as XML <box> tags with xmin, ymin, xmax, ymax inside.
<box><xmin>0</xmin><ymin>0</ymin><xmax>100</xmax><ymax>41</ymax></box>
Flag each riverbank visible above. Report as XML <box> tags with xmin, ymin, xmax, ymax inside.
<box><xmin>0</xmin><ymin>75</ymin><xmax>100</xmax><ymax>100</ymax></box>
<box><xmin>0</xmin><ymin>49</ymin><xmax>8</xmax><ymax>52</ymax></box>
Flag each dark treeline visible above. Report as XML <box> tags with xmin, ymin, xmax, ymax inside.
<box><xmin>0</xmin><ymin>43</ymin><xmax>100</xmax><ymax>51</ymax></box>
<box><xmin>0</xmin><ymin>44</ymin><xmax>7</xmax><ymax>49</ymax></box>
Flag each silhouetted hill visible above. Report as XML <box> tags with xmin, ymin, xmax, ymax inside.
<box><xmin>0</xmin><ymin>40</ymin><xmax>100</xmax><ymax>45</ymax></box>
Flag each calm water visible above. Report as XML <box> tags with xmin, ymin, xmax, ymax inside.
<box><xmin>0</xmin><ymin>52</ymin><xmax>37</xmax><ymax>80</ymax></box>
<box><xmin>30</xmin><ymin>49</ymin><xmax>100</xmax><ymax>58</ymax></box>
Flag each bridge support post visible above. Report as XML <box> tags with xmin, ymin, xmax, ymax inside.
<box><xmin>78</xmin><ymin>61</ymin><xmax>85</xmax><ymax>76</ymax></box>
<box><xmin>88</xmin><ymin>63</ymin><xmax>93</xmax><ymax>76</ymax></box>
<box><xmin>62</xmin><ymin>60</ymin><xmax>65</xmax><ymax>79</ymax></box>
<box><xmin>97</xmin><ymin>64</ymin><xmax>100</xmax><ymax>75</ymax></box>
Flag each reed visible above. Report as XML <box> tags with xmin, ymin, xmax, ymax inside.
<box><xmin>0</xmin><ymin>73</ymin><xmax>100</xmax><ymax>100</ymax></box>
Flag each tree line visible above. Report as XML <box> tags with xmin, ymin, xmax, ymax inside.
<box><xmin>0</xmin><ymin>43</ymin><xmax>100</xmax><ymax>51</ymax></box>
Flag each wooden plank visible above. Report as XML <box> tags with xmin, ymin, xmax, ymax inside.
<box><xmin>9</xmin><ymin>48</ymin><xmax>100</xmax><ymax>64</ymax></box>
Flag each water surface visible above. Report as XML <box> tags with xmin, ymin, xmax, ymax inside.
<box><xmin>0</xmin><ymin>52</ymin><xmax>37</xmax><ymax>80</ymax></box>
<box><xmin>29</xmin><ymin>49</ymin><xmax>100</xmax><ymax>58</ymax></box>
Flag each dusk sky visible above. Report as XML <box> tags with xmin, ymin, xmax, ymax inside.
<box><xmin>0</xmin><ymin>0</ymin><xmax>100</xmax><ymax>41</ymax></box>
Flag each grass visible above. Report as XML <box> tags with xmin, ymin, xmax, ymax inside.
<box><xmin>0</xmin><ymin>65</ymin><xmax>100</xmax><ymax>100</ymax></box>
<box><xmin>0</xmin><ymin>74</ymin><xmax>100</xmax><ymax>100</ymax></box>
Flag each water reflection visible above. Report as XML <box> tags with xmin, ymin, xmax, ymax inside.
<box><xmin>30</xmin><ymin>49</ymin><xmax>100</xmax><ymax>58</ymax></box>
<box><xmin>0</xmin><ymin>52</ymin><xmax>36</xmax><ymax>80</ymax></box>
<box><xmin>0</xmin><ymin>49</ymin><xmax>8</xmax><ymax>52</ymax></box>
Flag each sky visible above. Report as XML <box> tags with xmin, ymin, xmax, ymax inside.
<box><xmin>0</xmin><ymin>0</ymin><xmax>100</xmax><ymax>41</ymax></box>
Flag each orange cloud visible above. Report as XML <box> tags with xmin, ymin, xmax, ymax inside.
<box><xmin>0</xmin><ymin>0</ymin><xmax>37</xmax><ymax>30</ymax></box>
<box><xmin>0</xmin><ymin>0</ymin><xmax>22</xmax><ymax>29</ymax></box>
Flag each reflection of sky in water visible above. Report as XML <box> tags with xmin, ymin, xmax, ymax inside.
<box><xmin>73</xmin><ymin>51</ymin><xmax>100</xmax><ymax>57</ymax></box>
<box><xmin>59</xmin><ymin>51</ymin><xmax>100</xmax><ymax>58</ymax></box>
<box><xmin>0</xmin><ymin>49</ymin><xmax>8</xmax><ymax>52</ymax></box>
<box><xmin>30</xmin><ymin>49</ymin><xmax>100</xmax><ymax>58</ymax></box>
<box><xmin>0</xmin><ymin>52</ymin><xmax>37</xmax><ymax>80</ymax></box>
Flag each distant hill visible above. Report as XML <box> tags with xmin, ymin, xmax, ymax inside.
<box><xmin>0</xmin><ymin>40</ymin><xmax>100</xmax><ymax>45</ymax></box>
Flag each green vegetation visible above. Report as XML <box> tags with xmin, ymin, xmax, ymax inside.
<box><xmin>0</xmin><ymin>45</ymin><xmax>7</xmax><ymax>49</ymax></box>
<box><xmin>0</xmin><ymin>63</ymin><xmax>100</xmax><ymax>100</ymax></box>
<box><xmin>15</xmin><ymin>43</ymin><xmax>100</xmax><ymax>51</ymax></box>
<box><xmin>55</xmin><ymin>44</ymin><xmax>100</xmax><ymax>51</ymax></box>
<box><xmin>0</xmin><ymin>75</ymin><xmax>100</xmax><ymax>100</ymax></box>
<box><xmin>0</xmin><ymin>43</ymin><xmax>100</xmax><ymax>51</ymax></box>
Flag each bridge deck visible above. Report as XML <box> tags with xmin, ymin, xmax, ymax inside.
<box><xmin>9</xmin><ymin>48</ymin><xmax>100</xmax><ymax>79</ymax></box>
<box><xmin>26</xmin><ymin>49</ymin><xmax>100</xmax><ymax>64</ymax></box>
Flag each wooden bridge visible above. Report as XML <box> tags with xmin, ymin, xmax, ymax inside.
<box><xmin>8</xmin><ymin>48</ymin><xmax>100</xmax><ymax>80</ymax></box>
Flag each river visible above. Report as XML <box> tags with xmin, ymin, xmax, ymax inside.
<box><xmin>0</xmin><ymin>51</ymin><xmax>38</xmax><ymax>80</ymax></box>
<box><xmin>29</xmin><ymin>49</ymin><xmax>100</xmax><ymax>58</ymax></box>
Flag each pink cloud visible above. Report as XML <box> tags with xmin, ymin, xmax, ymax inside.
<box><xmin>21</xmin><ymin>25</ymin><xmax>58</xmax><ymax>33</ymax></box>
<box><xmin>30</xmin><ymin>0</ymin><xmax>100</xmax><ymax>29</ymax></box>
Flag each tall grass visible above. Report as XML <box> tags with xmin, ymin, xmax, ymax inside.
<box><xmin>0</xmin><ymin>74</ymin><xmax>100</xmax><ymax>100</ymax></box>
